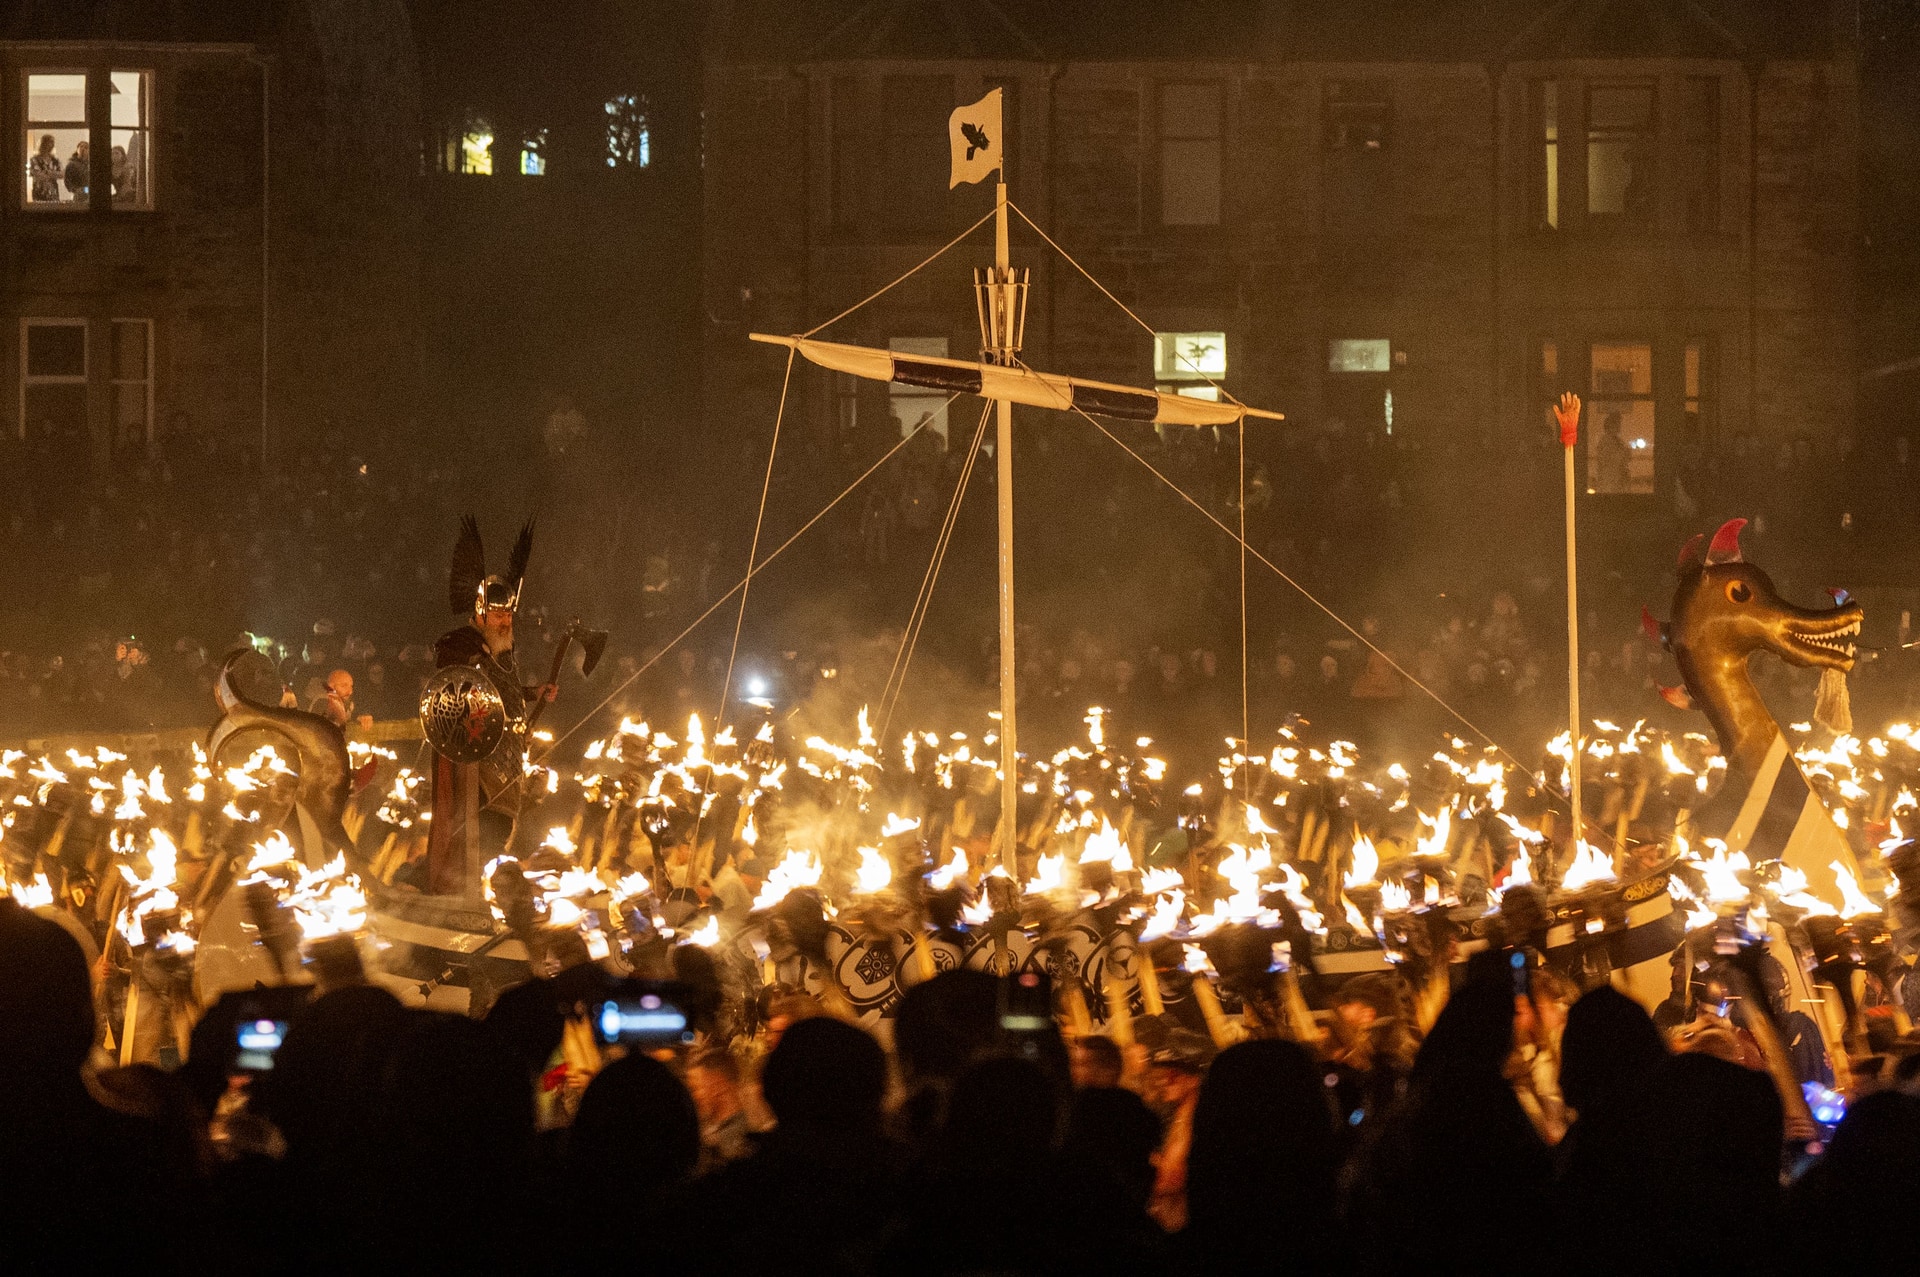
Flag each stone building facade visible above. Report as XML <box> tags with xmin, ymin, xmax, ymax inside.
<box><xmin>0</xmin><ymin>0</ymin><xmax>422</xmax><ymax>485</ymax></box>
<box><xmin>702</xmin><ymin>0</ymin><xmax>1860</xmax><ymax>515</ymax></box>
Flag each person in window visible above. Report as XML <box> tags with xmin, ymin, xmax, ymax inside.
<box><xmin>1594</xmin><ymin>412</ymin><xmax>1631</xmax><ymax>493</ymax></box>
<box><xmin>29</xmin><ymin>134</ymin><xmax>61</xmax><ymax>202</ymax></box>
<box><xmin>63</xmin><ymin>140</ymin><xmax>88</xmax><ymax>200</ymax></box>
<box><xmin>110</xmin><ymin>144</ymin><xmax>131</xmax><ymax>199</ymax></box>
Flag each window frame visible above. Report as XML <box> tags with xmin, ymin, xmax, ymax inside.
<box><xmin>21</xmin><ymin>67</ymin><xmax>92</xmax><ymax>212</ymax></box>
<box><xmin>1585</xmin><ymin>338</ymin><xmax>1657</xmax><ymax>496</ymax></box>
<box><xmin>19</xmin><ymin>317</ymin><xmax>89</xmax><ymax>442</ymax></box>
<box><xmin>1157</xmin><ymin>81</ymin><xmax>1224</xmax><ymax>228</ymax></box>
<box><xmin>605</xmin><ymin>92</ymin><xmax>651</xmax><ymax>169</ymax></box>
<box><xmin>1583</xmin><ymin>79</ymin><xmax>1657</xmax><ymax>230</ymax></box>
<box><xmin>107</xmin><ymin>67</ymin><xmax>154</xmax><ymax>211</ymax></box>
<box><xmin>110</xmin><ymin>317</ymin><xmax>155</xmax><ymax>453</ymax></box>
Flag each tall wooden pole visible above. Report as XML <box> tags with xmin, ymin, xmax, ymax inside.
<box><xmin>994</xmin><ymin>179</ymin><xmax>1018</xmax><ymax>881</ymax></box>
<box><xmin>1558</xmin><ymin>393</ymin><xmax>1584</xmax><ymax>856</ymax></box>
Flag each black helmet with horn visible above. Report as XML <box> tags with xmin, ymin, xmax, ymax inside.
<box><xmin>449</xmin><ymin>514</ymin><xmax>534</xmax><ymax>624</ymax></box>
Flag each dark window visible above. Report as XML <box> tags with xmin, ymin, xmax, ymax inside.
<box><xmin>20</xmin><ymin>321</ymin><xmax>88</xmax><ymax>460</ymax></box>
<box><xmin>879</xmin><ymin>76</ymin><xmax>953</xmax><ymax>236</ymax></box>
<box><xmin>1323</xmin><ymin>80</ymin><xmax>1390</xmax><ymax>232</ymax></box>
<box><xmin>1680</xmin><ymin>76</ymin><xmax>1719</xmax><ymax>233</ymax></box>
<box><xmin>1685</xmin><ymin>337</ymin><xmax>1717</xmax><ymax>446</ymax></box>
<box><xmin>1586</xmin><ymin>82</ymin><xmax>1655</xmax><ymax>228</ymax></box>
<box><xmin>1160</xmin><ymin>83</ymin><xmax>1222</xmax><ymax>226</ymax></box>
<box><xmin>1528</xmin><ymin>80</ymin><xmax>1560</xmax><ymax>231</ymax></box>
<box><xmin>831</xmin><ymin>76</ymin><xmax>861</xmax><ymax>232</ymax></box>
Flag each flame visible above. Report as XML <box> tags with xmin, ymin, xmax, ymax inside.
<box><xmin>1023</xmin><ymin>853</ymin><xmax>1065</xmax><ymax>896</ymax></box>
<box><xmin>1344</xmin><ymin>834</ymin><xmax>1379</xmax><ymax>889</ymax></box>
<box><xmin>1661</xmin><ymin>740</ymin><xmax>1695</xmax><ymax>776</ymax></box>
<box><xmin>286</xmin><ymin>855</ymin><xmax>369</xmax><ymax>939</ymax></box>
<box><xmin>928</xmin><ymin>848</ymin><xmax>969</xmax><ymax>892</ymax></box>
<box><xmin>1769</xmin><ymin>864</ymin><xmax>1837</xmax><ymax>917</ymax></box>
<box><xmin>750</xmin><ymin>849</ymin><xmax>823</xmax><ymax>911</ymax></box>
<box><xmin>682</xmin><ymin>913</ymin><xmax>721</xmax><ymax>947</ymax></box>
<box><xmin>1560</xmin><ymin>840</ymin><xmax>1617</xmax><ymax>891</ymax></box>
<box><xmin>1379</xmin><ymin>878</ymin><xmax>1412</xmax><ymax>911</ymax></box>
<box><xmin>1139</xmin><ymin>866</ymin><xmax>1183</xmax><ymax>896</ymax></box>
<box><xmin>1182</xmin><ymin>942</ymin><xmax>1215</xmax><ymax>975</ymax></box>
<box><xmin>1079</xmin><ymin>818</ymin><xmax>1133</xmax><ymax>873</ymax></box>
<box><xmin>880</xmin><ymin>812</ymin><xmax>921</xmax><ymax>839</ymax></box>
<box><xmin>8</xmin><ymin>870</ymin><xmax>53</xmax><ymax>908</ymax></box>
<box><xmin>1696</xmin><ymin>842</ymin><xmax>1751</xmax><ymax>905</ymax></box>
<box><xmin>1832</xmin><ymin>861</ymin><xmax>1881</xmax><ymax>918</ymax></box>
<box><xmin>1137</xmin><ymin>888</ymin><xmax>1186</xmax><ymax>942</ymax></box>
<box><xmin>1415</xmin><ymin>808</ymin><xmax>1452</xmax><ymax>857</ymax></box>
<box><xmin>854</xmin><ymin>846</ymin><xmax>893</xmax><ymax>894</ymax></box>
<box><xmin>961</xmin><ymin>892</ymin><xmax>995</xmax><ymax>926</ymax></box>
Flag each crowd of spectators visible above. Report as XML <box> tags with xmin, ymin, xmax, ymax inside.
<box><xmin>1</xmin><ymin>408</ymin><xmax>1913</xmax><ymax>770</ymax></box>
<box><xmin>6</xmin><ymin>897</ymin><xmax>1919</xmax><ymax>1273</ymax></box>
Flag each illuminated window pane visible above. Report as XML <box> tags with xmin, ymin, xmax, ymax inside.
<box><xmin>520</xmin><ymin>128</ymin><xmax>548</xmax><ymax>175</ymax></box>
<box><xmin>1588</xmin><ymin>341</ymin><xmax>1654</xmax><ymax>494</ymax></box>
<box><xmin>1327</xmin><ymin>338</ymin><xmax>1389</xmax><ymax>373</ymax></box>
<box><xmin>606</xmin><ymin>94</ymin><xmax>650</xmax><ymax>168</ymax></box>
<box><xmin>1530</xmin><ymin>80</ymin><xmax>1558</xmax><ymax>230</ymax></box>
<box><xmin>460</xmin><ymin>119</ymin><xmax>494</xmax><ymax>175</ymax></box>
<box><xmin>1155</xmin><ymin>332</ymin><xmax>1227</xmax><ymax>381</ymax></box>
<box><xmin>109</xmin><ymin>70</ymin><xmax>152</xmax><ymax>209</ymax></box>
<box><xmin>24</xmin><ymin>72</ymin><xmax>88</xmax><ymax>208</ymax></box>
<box><xmin>889</xmin><ymin>337</ymin><xmax>949</xmax><ymax>445</ymax></box>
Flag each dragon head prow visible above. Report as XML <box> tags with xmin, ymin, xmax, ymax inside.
<box><xmin>1670</xmin><ymin>518</ymin><xmax>1862</xmax><ymax>674</ymax></box>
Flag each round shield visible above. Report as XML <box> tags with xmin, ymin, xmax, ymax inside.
<box><xmin>420</xmin><ymin>664</ymin><xmax>508</xmax><ymax>763</ymax></box>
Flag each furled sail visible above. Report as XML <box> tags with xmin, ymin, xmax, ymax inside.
<box><xmin>749</xmin><ymin>334</ymin><xmax>1283</xmax><ymax>428</ymax></box>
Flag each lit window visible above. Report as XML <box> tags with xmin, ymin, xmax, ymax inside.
<box><xmin>1159</xmin><ymin>84</ymin><xmax>1221</xmax><ymax>226</ymax></box>
<box><xmin>1588</xmin><ymin>342</ymin><xmax>1654</xmax><ymax>494</ymax></box>
<box><xmin>1530</xmin><ymin>80</ymin><xmax>1558</xmax><ymax>230</ymax></box>
<box><xmin>1156</xmin><ymin>332</ymin><xmax>1227</xmax><ymax>381</ymax></box>
<box><xmin>889</xmin><ymin>337</ymin><xmax>949</xmax><ymax>445</ymax></box>
<box><xmin>20</xmin><ymin>322</ymin><xmax>87</xmax><ymax>461</ymax></box>
<box><xmin>109</xmin><ymin>71</ymin><xmax>152</xmax><ymax>209</ymax></box>
<box><xmin>24</xmin><ymin>72</ymin><xmax>88</xmax><ymax>208</ymax></box>
<box><xmin>1587</xmin><ymin>83</ymin><xmax>1655</xmax><ymax>227</ymax></box>
<box><xmin>111</xmin><ymin>319</ymin><xmax>153</xmax><ymax>459</ymax></box>
<box><xmin>520</xmin><ymin>128</ymin><xmax>548</xmax><ymax>176</ymax></box>
<box><xmin>606</xmin><ymin>94</ymin><xmax>650</xmax><ymax>168</ymax></box>
<box><xmin>461</xmin><ymin>119</ymin><xmax>493</xmax><ymax>174</ymax></box>
<box><xmin>1328</xmin><ymin>339</ymin><xmax>1390</xmax><ymax>374</ymax></box>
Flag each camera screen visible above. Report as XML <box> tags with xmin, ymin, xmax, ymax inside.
<box><xmin>595</xmin><ymin>995</ymin><xmax>690</xmax><ymax>1047</ymax></box>
<box><xmin>235</xmin><ymin>1019</ymin><xmax>288</xmax><ymax>1071</ymax></box>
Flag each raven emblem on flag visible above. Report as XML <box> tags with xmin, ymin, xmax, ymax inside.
<box><xmin>961</xmin><ymin>122</ymin><xmax>990</xmax><ymax>161</ymax></box>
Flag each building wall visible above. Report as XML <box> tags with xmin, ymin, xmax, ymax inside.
<box><xmin>702</xmin><ymin>45</ymin><xmax>1859</xmax><ymax>512</ymax></box>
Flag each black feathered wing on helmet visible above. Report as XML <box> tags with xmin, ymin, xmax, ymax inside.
<box><xmin>448</xmin><ymin>515</ymin><xmax>535</xmax><ymax>619</ymax></box>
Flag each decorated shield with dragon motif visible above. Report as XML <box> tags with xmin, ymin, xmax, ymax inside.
<box><xmin>420</xmin><ymin>664</ymin><xmax>508</xmax><ymax>764</ymax></box>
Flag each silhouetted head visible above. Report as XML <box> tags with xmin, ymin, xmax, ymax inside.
<box><xmin>571</xmin><ymin>1052</ymin><xmax>700</xmax><ymax>1193</ymax></box>
<box><xmin>761</xmin><ymin>1017</ymin><xmax>887</xmax><ymax>1134</ymax></box>
<box><xmin>1669</xmin><ymin>518</ymin><xmax>1861</xmax><ymax>675</ymax></box>
<box><xmin>1560</xmin><ymin>985</ymin><xmax>1668</xmax><ymax>1116</ymax></box>
<box><xmin>0</xmin><ymin>901</ymin><xmax>95</xmax><ymax>1086</ymax></box>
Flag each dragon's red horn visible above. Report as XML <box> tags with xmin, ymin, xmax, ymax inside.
<box><xmin>1658</xmin><ymin>683</ymin><xmax>1694</xmax><ymax>711</ymax></box>
<box><xmin>1641</xmin><ymin>606</ymin><xmax>1665</xmax><ymax>644</ymax></box>
<box><xmin>1704</xmin><ymin>518</ymin><xmax>1747</xmax><ymax>566</ymax></box>
<box><xmin>1676</xmin><ymin>533</ymin><xmax>1705</xmax><ymax>571</ymax></box>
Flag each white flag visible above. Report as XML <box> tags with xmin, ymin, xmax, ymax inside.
<box><xmin>949</xmin><ymin>88</ymin><xmax>1003</xmax><ymax>188</ymax></box>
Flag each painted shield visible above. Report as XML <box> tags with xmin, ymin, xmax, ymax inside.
<box><xmin>420</xmin><ymin>664</ymin><xmax>508</xmax><ymax>764</ymax></box>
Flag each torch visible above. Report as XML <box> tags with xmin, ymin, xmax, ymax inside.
<box><xmin>1554</xmin><ymin>391</ymin><xmax>1586</xmax><ymax>862</ymax></box>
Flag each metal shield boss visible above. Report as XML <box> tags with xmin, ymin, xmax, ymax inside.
<box><xmin>420</xmin><ymin>664</ymin><xmax>509</xmax><ymax>763</ymax></box>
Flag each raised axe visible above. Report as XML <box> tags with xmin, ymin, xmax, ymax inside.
<box><xmin>526</xmin><ymin>617</ymin><xmax>609</xmax><ymax>737</ymax></box>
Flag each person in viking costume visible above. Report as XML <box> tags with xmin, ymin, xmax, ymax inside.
<box><xmin>422</xmin><ymin>516</ymin><xmax>554</xmax><ymax>895</ymax></box>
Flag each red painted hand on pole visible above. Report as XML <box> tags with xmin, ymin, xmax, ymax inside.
<box><xmin>1554</xmin><ymin>391</ymin><xmax>1582</xmax><ymax>447</ymax></box>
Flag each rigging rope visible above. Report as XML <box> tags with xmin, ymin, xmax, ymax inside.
<box><xmin>544</xmin><ymin>397</ymin><xmax>963</xmax><ymax>751</ymax></box>
<box><xmin>879</xmin><ymin>400</ymin><xmax>994</xmax><ymax>741</ymax></box>
<box><xmin>715</xmin><ymin>345</ymin><xmax>794</xmax><ymax>727</ymax></box>
<box><xmin>1009</xmin><ymin>355</ymin><xmax>1557</xmax><ymax>798</ymax></box>
<box><xmin>802</xmin><ymin>207</ymin><xmax>998</xmax><ymax>340</ymax></box>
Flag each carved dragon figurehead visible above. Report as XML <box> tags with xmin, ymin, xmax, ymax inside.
<box><xmin>1666</xmin><ymin>518</ymin><xmax>1861</xmax><ymax>774</ymax></box>
<box><xmin>208</xmin><ymin>650</ymin><xmax>353</xmax><ymax>859</ymax></box>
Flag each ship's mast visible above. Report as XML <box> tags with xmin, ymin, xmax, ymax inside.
<box><xmin>978</xmin><ymin>179</ymin><xmax>1027</xmax><ymax>881</ymax></box>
